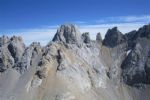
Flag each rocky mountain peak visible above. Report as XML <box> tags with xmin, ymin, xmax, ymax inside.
<box><xmin>103</xmin><ymin>27</ymin><xmax>126</xmax><ymax>47</ymax></box>
<box><xmin>52</xmin><ymin>24</ymin><xmax>82</xmax><ymax>44</ymax></box>
<box><xmin>10</xmin><ymin>36</ymin><xmax>23</xmax><ymax>42</ymax></box>
<box><xmin>96</xmin><ymin>32</ymin><xmax>102</xmax><ymax>43</ymax></box>
<box><xmin>0</xmin><ymin>36</ymin><xmax>25</xmax><ymax>72</ymax></box>
<box><xmin>0</xmin><ymin>35</ymin><xmax>10</xmax><ymax>47</ymax></box>
<box><xmin>81</xmin><ymin>32</ymin><xmax>91</xmax><ymax>43</ymax></box>
<box><xmin>137</xmin><ymin>24</ymin><xmax>150</xmax><ymax>38</ymax></box>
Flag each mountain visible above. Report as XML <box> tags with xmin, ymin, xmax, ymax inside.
<box><xmin>0</xmin><ymin>24</ymin><xmax>150</xmax><ymax>100</ymax></box>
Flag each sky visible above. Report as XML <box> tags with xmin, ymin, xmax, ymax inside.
<box><xmin>0</xmin><ymin>0</ymin><xmax>150</xmax><ymax>45</ymax></box>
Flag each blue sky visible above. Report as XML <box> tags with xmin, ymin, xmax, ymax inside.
<box><xmin>0</xmin><ymin>0</ymin><xmax>150</xmax><ymax>45</ymax></box>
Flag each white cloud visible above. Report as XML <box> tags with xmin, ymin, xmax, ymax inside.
<box><xmin>119</xmin><ymin>15</ymin><xmax>150</xmax><ymax>22</ymax></box>
<box><xmin>96</xmin><ymin>15</ymin><xmax>150</xmax><ymax>23</ymax></box>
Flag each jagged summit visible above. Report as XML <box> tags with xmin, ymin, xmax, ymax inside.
<box><xmin>0</xmin><ymin>36</ymin><xmax>9</xmax><ymax>46</ymax></box>
<box><xmin>137</xmin><ymin>24</ymin><xmax>150</xmax><ymax>38</ymax></box>
<box><xmin>52</xmin><ymin>24</ymin><xmax>82</xmax><ymax>44</ymax></box>
<box><xmin>81</xmin><ymin>32</ymin><xmax>91</xmax><ymax>43</ymax></box>
<box><xmin>96</xmin><ymin>32</ymin><xmax>102</xmax><ymax>43</ymax></box>
<box><xmin>103</xmin><ymin>27</ymin><xmax>126</xmax><ymax>47</ymax></box>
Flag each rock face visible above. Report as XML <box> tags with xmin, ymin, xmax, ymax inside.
<box><xmin>96</xmin><ymin>32</ymin><xmax>102</xmax><ymax>43</ymax></box>
<box><xmin>82</xmin><ymin>32</ymin><xmax>91</xmax><ymax>43</ymax></box>
<box><xmin>121</xmin><ymin>24</ymin><xmax>150</xmax><ymax>86</ymax></box>
<box><xmin>8</xmin><ymin>36</ymin><xmax>25</xmax><ymax>61</ymax></box>
<box><xmin>137</xmin><ymin>24</ymin><xmax>150</xmax><ymax>38</ymax></box>
<box><xmin>0</xmin><ymin>36</ymin><xmax>25</xmax><ymax>72</ymax></box>
<box><xmin>0</xmin><ymin>24</ymin><xmax>150</xmax><ymax>100</ymax></box>
<box><xmin>103</xmin><ymin>27</ymin><xmax>126</xmax><ymax>47</ymax></box>
<box><xmin>52</xmin><ymin>24</ymin><xmax>82</xmax><ymax>44</ymax></box>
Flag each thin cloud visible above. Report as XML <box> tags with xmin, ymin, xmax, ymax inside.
<box><xmin>96</xmin><ymin>15</ymin><xmax>150</xmax><ymax>23</ymax></box>
<box><xmin>119</xmin><ymin>15</ymin><xmax>150</xmax><ymax>22</ymax></box>
<box><xmin>74</xmin><ymin>21</ymin><xmax>87</xmax><ymax>24</ymax></box>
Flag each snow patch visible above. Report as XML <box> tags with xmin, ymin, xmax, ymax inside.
<box><xmin>127</xmin><ymin>50</ymin><xmax>131</xmax><ymax>55</ymax></box>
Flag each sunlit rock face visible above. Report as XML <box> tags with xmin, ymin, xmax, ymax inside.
<box><xmin>0</xmin><ymin>24</ymin><xmax>150</xmax><ymax>100</ymax></box>
<box><xmin>52</xmin><ymin>24</ymin><xmax>82</xmax><ymax>44</ymax></box>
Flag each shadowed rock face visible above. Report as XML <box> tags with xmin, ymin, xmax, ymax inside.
<box><xmin>0</xmin><ymin>24</ymin><xmax>150</xmax><ymax>100</ymax></box>
<box><xmin>137</xmin><ymin>24</ymin><xmax>150</xmax><ymax>38</ymax></box>
<box><xmin>82</xmin><ymin>32</ymin><xmax>91</xmax><ymax>43</ymax></box>
<box><xmin>121</xmin><ymin>24</ymin><xmax>150</xmax><ymax>86</ymax></box>
<box><xmin>0</xmin><ymin>36</ymin><xmax>10</xmax><ymax>47</ymax></box>
<box><xmin>124</xmin><ymin>30</ymin><xmax>137</xmax><ymax>49</ymax></box>
<box><xmin>103</xmin><ymin>27</ymin><xmax>126</xmax><ymax>47</ymax></box>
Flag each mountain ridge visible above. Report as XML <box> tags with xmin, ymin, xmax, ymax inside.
<box><xmin>0</xmin><ymin>24</ymin><xmax>150</xmax><ymax>100</ymax></box>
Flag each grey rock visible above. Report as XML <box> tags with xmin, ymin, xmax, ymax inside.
<box><xmin>8</xmin><ymin>36</ymin><xmax>25</xmax><ymax>62</ymax></box>
<box><xmin>121</xmin><ymin>38</ymin><xmax>150</xmax><ymax>85</ymax></box>
<box><xmin>0</xmin><ymin>36</ymin><xmax>14</xmax><ymax>72</ymax></box>
<box><xmin>36</xmin><ymin>57</ymin><xmax>49</xmax><ymax>79</ymax></box>
<box><xmin>96</xmin><ymin>32</ymin><xmax>102</xmax><ymax>43</ymax></box>
<box><xmin>103</xmin><ymin>27</ymin><xmax>126</xmax><ymax>47</ymax></box>
<box><xmin>137</xmin><ymin>24</ymin><xmax>150</xmax><ymax>38</ymax></box>
<box><xmin>125</xmin><ymin>24</ymin><xmax>150</xmax><ymax>50</ymax></box>
<box><xmin>14</xmin><ymin>42</ymin><xmax>42</xmax><ymax>74</ymax></box>
<box><xmin>125</xmin><ymin>30</ymin><xmax>137</xmax><ymax>49</ymax></box>
<box><xmin>35</xmin><ymin>68</ymin><xmax>46</xmax><ymax>79</ymax></box>
<box><xmin>0</xmin><ymin>36</ymin><xmax>26</xmax><ymax>72</ymax></box>
<box><xmin>55</xmin><ymin>95</ymin><xmax>63</xmax><ymax>100</ymax></box>
<box><xmin>82</xmin><ymin>32</ymin><xmax>91</xmax><ymax>43</ymax></box>
<box><xmin>121</xmin><ymin>24</ymin><xmax>150</xmax><ymax>86</ymax></box>
<box><xmin>0</xmin><ymin>48</ymin><xmax>14</xmax><ymax>72</ymax></box>
<box><xmin>57</xmin><ymin>49</ymin><xmax>65</xmax><ymax>71</ymax></box>
<box><xmin>52</xmin><ymin>24</ymin><xmax>82</xmax><ymax>44</ymax></box>
<box><xmin>145</xmin><ymin>51</ymin><xmax>150</xmax><ymax>83</ymax></box>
